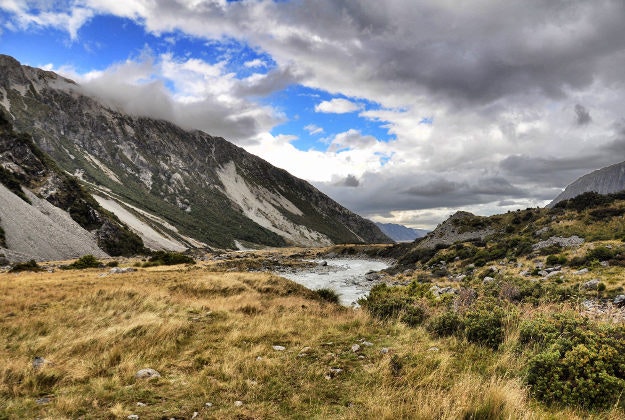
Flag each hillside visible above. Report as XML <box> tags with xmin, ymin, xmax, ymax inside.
<box><xmin>549</xmin><ymin>160</ymin><xmax>625</xmax><ymax>207</ymax></box>
<box><xmin>0</xmin><ymin>54</ymin><xmax>390</xmax><ymax>250</ymax></box>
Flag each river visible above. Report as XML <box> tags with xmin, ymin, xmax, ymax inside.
<box><xmin>279</xmin><ymin>258</ymin><xmax>390</xmax><ymax>306</ymax></box>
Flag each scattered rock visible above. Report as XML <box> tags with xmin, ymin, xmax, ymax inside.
<box><xmin>351</xmin><ymin>344</ymin><xmax>361</xmax><ymax>353</ymax></box>
<box><xmin>519</xmin><ymin>270</ymin><xmax>530</xmax><ymax>277</ymax></box>
<box><xmin>532</xmin><ymin>235</ymin><xmax>584</xmax><ymax>250</ymax></box>
<box><xmin>36</xmin><ymin>397</ymin><xmax>52</xmax><ymax>405</ymax></box>
<box><xmin>574</xmin><ymin>268</ymin><xmax>589</xmax><ymax>275</ymax></box>
<box><xmin>614</xmin><ymin>295</ymin><xmax>625</xmax><ymax>306</ymax></box>
<box><xmin>191</xmin><ymin>412</ymin><xmax>199</xmax><ymax>420</ymax></box>
<box><xmin>205</xmin><ymin>402</ymin><xmax>213</xmax><ymax>408</ymax></box>
<box><xmin>430</xmin><ymin>285</ymin><xmax>457</xmax><ymax>297</ymax></box>
<box><xmin>482</xmin><ymin>276</ymin><xmax>494</xmax><ymax>284</ymax></box>
<box><xmin>136</xmin><ymin>402</ymin><xmax>147</xmax><ymax>407</ymax></box>
<box><xmin>272</xmin><ymin>345</ymin><xmax>286</xmax><ymax>351</ymax></box>
<box><xmin>110</xmin><ymin>267</ymin><xmax>136</xmax><ymax>274</ymax></box>
<box><xmin>32</xmin><ymin>356</ymin><xmax>47</xmax><ymax>370</ymax></box>
<box><xmin>534</xmin><ymin>227</ymin><xmax>550</xmax><ymax>236</ymax></box>
<box><xmin>319</xmin><ymin>260</ymin><xmax>328</xmax><ymax>267</ymax></box>
<box><xmin>380</xmin><ymin>348</ymin><xmax>389</xmax><ymax>354</ymax></box>
<box><xmin>600</xmin><ymin>261</ymin><xmax>610</xmax><ymax>267</ymax></box>
<box><xmin>361</xmin><ymin>341</ymin><xmax>373</xmax><ymax>347</ymax></box>
<box><xmin>135</xmin><ymin>368</ymin><xmax>161</xmax><ymax>380</ymax></box>
<box><xmin>538</xmin><ymin>270</ymin><xmax>548</xmax><ymax>277</ymax></box>
<box><xmin>428</xmin><ymin>347</ymin><xmax>440</xmax><ymax>352</ymax></box>
<box><xmin>582</xmin><ymin>279</ymin><xmax>600</xmax><ymax>290</ymax></box>
<box><xmin>545</xmin><ymin>271</ymin><xmax>562</xmax><ymax>279</ymax></box>
<box><xmin>127</xmin><ymin>415</ymin><xmax>139</xmax><ymax>420</ymax></box>
<box><xmin>234</xmin><ymin>401</ymin><xmax>244</xmax><ymax>407</ymax></box>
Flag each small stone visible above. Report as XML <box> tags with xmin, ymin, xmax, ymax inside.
<box><xmin>135</xmin><ymin>368</ymin><xmax>161</xmax><ymax>379</ymax></box>
<box><xmin>272</xmin><ymin>345</ymin><xmax>286</xmax><ymax>351</ymax></box>
<box><xmin>361</xmin><ymin>341</ymin><xmax>373</xmax><ymax>347</ymax></box>
<box><xmin>351</xmin><ymin>344</ymin><xmax>361</xmax><ymax>352</ymax></box>
<box><xmin>614</xmin><ymin>295</ymin><xmax>625</xmax><ymax>306</ymax></box>
<box><xmin>136</xmin><ymin>402</ymin><xmax>147</xmax><ymax>407</ymax></box>
<box><xmin>36</xmin><ymin>397</ymin><xmax>51</xmax><ymax>405</ymax></box>
<box><xmin>128</xmin><ymin>415</ymin><xmax>139</xmax><ymax>420</ymax></box>
<box><xmin>582</xmin><ymin>279</ymin><xmax>600</xmax><ymax>290</ymax></box>
<box><xmin>428</xmin><ymin>347</ymin><xmax>440</xmax><ymax>352</ymax></box>
<box><xmin>380</xmin><ymin>347</ymin><xmax>389</xmax><ymax>354</ymax></box>
<box><xmin>234</xmin><ymin>401</ymin><xmax>243</xmax><ymax>407</ymax></box>
<box><xmin>574</xmin><ymin>268</ymin><xmax>589</xmax><ymax>275</ymax></box>
<box><xmin>483</xmin><ymin>276</ymin><xmax>494</xmax><ymax>283</ymax></box>
<box><xmin>205</xmin><ymin>402</ymin><xmax>213</xmax><ymax>408</ymax></box>
<box><xmin>319</xmin><ymin>260</ymin><xmax>328</xmax><ymax>267</ymax></box>
<box><xmin>32</xmin><ymin>356</ymin><xmax>47</xmax><ymax>370</ymax></box>
<box><xmin>358</xmin><ymin>355</ymin><xmax>365</xmax><ymax>359</ymax></box>
<box><xmin>256</xmin><ymin>356</ymin><xmax>263</xmax><ymax>361</ymax></box>
<box><xmin>300</xmin><ymin>346</ymin><xmax>312</xmax><ymax>353</ymax></box>
<box><xmin>191</xmin><ymin>412</ymin><xmax>199</xmax><ymax>419</ymax></box>
<box><xmin>600</xmin><ymin>261</ymin><xmax>610</xmax><ymax>267</ymax></box>
<box><xmin>538</xmin><ymin>270</ymin><xmax>548</xmax><ymax>277</ymax></box>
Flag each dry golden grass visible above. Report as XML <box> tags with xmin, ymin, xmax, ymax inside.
<box><xmin>0</xmin><ymin>259</ymin><xmax>620</xmax><ymax>419</ymax></box>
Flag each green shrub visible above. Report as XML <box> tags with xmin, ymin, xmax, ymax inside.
<box><xmin>9</xmin><ymin>259</ymin><xmax>43</xmax><ymax>273</ymax></box>
<box><xmin>463</xmin><ymin>307</ymin><xmax>505</xmax><ymax>349</ymax></box>
<box><xmin>63</xmin><ymin>255</ymin><xmax>102</xmax><ymax>270</ymax></box>
<box><xmin>586</xmin><ymin>246</ymin><xmax>616</xmax><ymax>262</ymax></box>
<box><xmin>144</xmin><ymin>251</ymin><xmax>195</xmax><ymax>267</ymax></box>
<box><xmin>546</xmin><ymin>254</ymin><xmax>567</xmax><ymax>266</ymax></box>
<box><xmin>521</xmin><ymin>313</ymin><xmax>625</xmax><ymax>409</ymax></box>
<box><xmin>427</xmin><ymin>311</ymin><xmax>464</xmax><ymax>337</ymax></box>
<box><xmin>400</xmin><ymin>304</ymin><xmax>427</xmax><ymax>327</ymax></box>
<box><xmin>360</xmin><ymin>284</ymin><xmax>413</xmax><ymax>321</ymax></box>
<box><xmin>106</xmin><ymin>261</ymin><xmax>119</xmax><ymax>267</ymax></box>
<box><xmin>314</xmin><ymin>288</ymin><xmax>340</xmax><ymax>304</ymax></box>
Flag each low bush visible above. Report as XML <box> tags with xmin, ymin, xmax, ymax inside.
<box><xmin>521</xmin><ymin>314</ymin><xmax>625</xmax><ymax>410</ymax></box>
<box><xmin>9</xmin><ymin>260</ymin><xmax>43</xmax><ymax>273</ymax></box>
<box><xmin>400</xmin><ymin>304</ymin><xmax>428</xmax><ymax>327</ymax></box>
<box><xmin>463</xmin><ymin>307</ymin><xmax>505</xmax><ymax>350</ymax></box>
<box><xmin>63</xmin><ymin>255</ymin><xmax>102</xmax><ymax>270</ymax></box>
<box><xmin>144</xmin><ymin>251</ymin><xmax>195</xmax><ymax>267</ymax></box>
<box><xmin>314</xmin><ymin>288</ymin><xmax>340</xmax><ymax>304</ymax></box>
<box><xmin>426</xmin><ymin>311</ymin><xmax>464</xmax><ymax>337</ymax></box>
<box><xmin>546</xmin><ymin>254</ymin><xmax>567</xmax><ymax>266</ymax></box>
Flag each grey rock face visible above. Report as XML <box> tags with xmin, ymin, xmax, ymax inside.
<box><xmin>582</xmin><ymin>279</ymin><xmax>601</xmax><ymax>290</ymax></box>
<box><xmin>549</xmin><ymin>161</ymin><xmax>625</xmax><ymax>207</ymax></box>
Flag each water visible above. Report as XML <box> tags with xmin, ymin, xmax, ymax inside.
<box><xmin>279</xmin><ymin>258</ymin><xmax>389</xmax><ymax>306</ymax></box>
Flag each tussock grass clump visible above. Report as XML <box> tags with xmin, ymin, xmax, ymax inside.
<box><xmin>143</xmin><ymin>250</ymin><xmax>195</xmax><ymax>267</ymax></box>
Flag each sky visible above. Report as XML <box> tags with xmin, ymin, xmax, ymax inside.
<box><xmin>1</xmin><ymin>1</ymin><xmax>625</xmax><ymax>229</ymax></box>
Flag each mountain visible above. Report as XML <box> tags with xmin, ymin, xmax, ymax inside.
<box><xmin>375</xmin><ymin>222</ymin><xmax>428</xmax><ymax>242</ymax></box>
<box><xmin>549</xmin><ymin>160</ymin><xmax>625</xmax><ymax>207</ymax></box>
<box><xmin>0</xmin><ymin>112</ymin><xmax>144</xmax><ymax>262</ymax></box>
<box><xmin>0</xmin><ymin>54</ymin><xmax>391</xmax><ymax>251</ymax></box>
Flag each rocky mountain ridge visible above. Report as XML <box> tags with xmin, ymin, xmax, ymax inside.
<box><xmin>549</xmin><ymin>160</ymin><xmax>625</xmax><ymax>207</ymax></box>
<box><xmin>0</xmin><ymin>54</ymin><xmax>391</xmax><ymax>251</ymax></box>
<box><xmin>375</xmin><ymin>222</ymin><xmax>428</xmax><ymax>242</ymax></box>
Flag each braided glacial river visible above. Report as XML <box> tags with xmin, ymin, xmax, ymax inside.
<box><xmin>279</xmin><ymin>259</ymin><xmax>390</xmax><ymax>306</ymax></box>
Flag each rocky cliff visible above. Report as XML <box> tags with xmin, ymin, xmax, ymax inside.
<box><xmin>0</xmin><ymin>112</ymin><xmax>144</xmax><ymax>262</ymax></box>
<box><xmin>0</xmin><ymin>54</ymin><xmax>390</xmax><ymax>250</ymax></box>
<box><xmin>549</xmin><ymin>161</ymin><xmax>625</xmax><ymax>207</ymax></box>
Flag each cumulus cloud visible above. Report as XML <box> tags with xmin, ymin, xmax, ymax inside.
<box><xmin>315</xmin><ymin>98</ymin><xmax>361</xmax><ymax>114</ymax></box>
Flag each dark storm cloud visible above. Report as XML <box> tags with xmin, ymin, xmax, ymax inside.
<box><xmin>336</xmin><ymin>174</ymin><xmax>360</xmax><ymax>187</ymax></box>
<box><xmin>575</xmin><ymin>104</ymin><xmax>592</xmax><ymax>125</ymax></box>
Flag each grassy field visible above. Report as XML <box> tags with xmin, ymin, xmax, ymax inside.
<box><xmin>1</xmin><ymin>251</ymin><xmax>624</xmax><ymax>419</ymax></box>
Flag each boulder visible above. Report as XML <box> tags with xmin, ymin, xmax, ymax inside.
<box><xmin>135</xmin><ymin>368</ymin><xmax>161</xmax><ymax>380</ymax></box>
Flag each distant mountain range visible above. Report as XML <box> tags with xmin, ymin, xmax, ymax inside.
<box><xmin>549</xmin><ymin>161</ymin><xmax>625</xmax><ymax>207</ymax></box>
<box><xmin>0</xmin><ymin>54</ymin><xmax>390</xmax><ymax>261</ymax></box>
<box><xmin>375</xmin><ymin>222</ymin><xmax>428</xmax><ymax>242</ymax></box>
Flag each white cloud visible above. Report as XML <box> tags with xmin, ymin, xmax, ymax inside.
<box><xmin>244</xmin><ymin>58</ymin><xmax>266</xmax><ymax>68</ymax></box>
<box><xmin>304</xmin><ymin>124</ymin><xmax>324</xmax><ymax>135</ymax></box>
<box><xmin>314</xmin><ymin>98</ymin><xmax>361</xmax><ymax>114</ymax></box>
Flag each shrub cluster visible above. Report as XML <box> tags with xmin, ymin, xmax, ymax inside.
<box><xmin>520</xmin><ymin>313</ymin><xmax>625</xmax><ymax>410</ymax></box>
<box><xmin>9</xmin><ymin>260</ymin><xmax>44</xmax><ymax>273</ymax></box>
<box><xmin>143</xmin><ymin>251</ymin><xmax>195</xmax><ymax>267</ymax></box>
<box><xmin>62</xmin><ymin>255</ymin><xmax>102</xmax><ymax>270</ymax></box>
<box><xmin>359</xmin><ymin>283</ymin><xmax>429</xmax><ymax>327</ymax></box>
